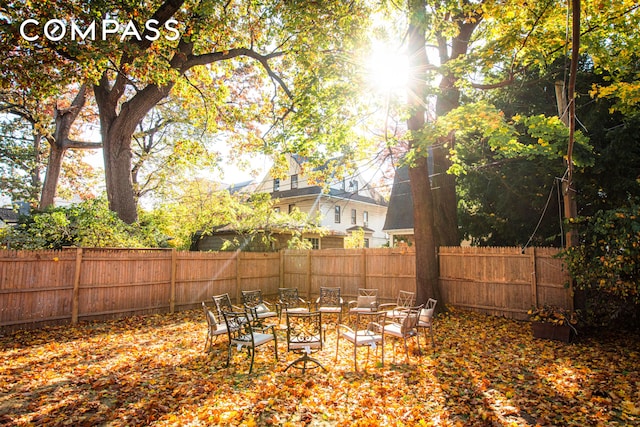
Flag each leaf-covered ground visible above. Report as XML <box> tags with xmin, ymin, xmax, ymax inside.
<box><xmin>1</xmin><ymin>308</ymin><xmax>639</xmax><ymax>426</ymax></box>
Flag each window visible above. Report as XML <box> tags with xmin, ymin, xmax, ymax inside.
<box><xmin>306</xmin><ymin>238</ymin><xmax>319</xmax><ymax>250</ymax></box>
<box><xmin>364</xmin><ymin>238</ymin><xmax>370</xmax><ymax>248</ymax></box>
<box><xmin>351</xmin><ymin>209</ymin><xmax>357</xmax><ymax>225</ymax></box>
<box><xmin>291</xmin><ymin>174</ymin><xmax>298</xmax><ymax>189</ymax></box>
<box><xmin>363</xmin><ymin>211</ymin><xmax>369</xmax><ymax>227</ymax></box>
<box><xmin>274</xmin><ymin>207</ymin><xmax>280</xmax><ymax>213</ymax></box>
<box><xmin>288</xmin><ymin>204</ymin><xmax>296</xmax><ymax>213</ymax></box>
<box><xmin>273</xmin><ymin>178</ymin><xmax>280</xmax><ymax>192</ymax></box>
<box><xmin>334</xmin><ymin>206</ymin><xmax>341</xmax><ymax>223</ymax></box>
<box><xmin>348</xmin><ymin>180</ymin><xmax>358</xmax><ymax>193</ymax></box>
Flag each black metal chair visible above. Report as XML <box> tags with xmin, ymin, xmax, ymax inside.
<box><xmin>221</xmin><ymin>309</ymin><xmax>278</xmax><ymax>374</ymax></box>
<box><xmin>241</xmin><ymin>289</ymin><xmax>278</xmax><ymax>326</ymax></box>
<box><xmin>315</xmin><ymin>286</ymin><xmax>344</xmax><ymax>324</ymax></box>
<box><xmin>277</xmin><ymin>287</ymin><xmax>311</xmax><ymax>323</ymax></box>
<box><xmin>212</xmin><ymin>293</ymin><xmax>241</xmax><ymax>316</ymax></box>
<box><xmin>284</xmin><ymin>311</ymin><xmax>325</xmax><ymax>373</ymax></box>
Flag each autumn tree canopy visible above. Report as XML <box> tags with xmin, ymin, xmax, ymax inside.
<box><xmin>1</xmin><ymin>0</ymin><xmax>372</xmax><ymax>223</ymax></box>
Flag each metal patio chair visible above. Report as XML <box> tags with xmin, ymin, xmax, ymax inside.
<box><xmin>202</xmin><ymin>301</ymin><xmax>227</xmax><ymax>353</ymax></box>
<box><xmin>378</xmin><ymin>290</ymin><xmax>416</xmax><ymax>321</ymax></box>
<box><xmin>315</xmin><ymin>286</ymin><xmax>344</xmax><ymax>324</ymax></box>
<box><xmin>277</xmin><ymin>287</ymin><xmax>311</xmax><ymax>323</ymax></box>
<box><xmin>284</xmin><ymin>311</ymin><xmax>326</xmax><ymax>373</ymax></box>
<box><xmin>417</xmin><ymin>298</ymin><xmax>437</xmax><ymax>348</ymax></box>
<box><xmin>241</xmin><ymin>289</ymin><xmax>278</xmax><ymax>326</ymax></box>
<box><xmin>336</xmin><ymin>311</ymin><xmax>386</xmax><ymax>371</ymax></box>
<box><xmin>221</xmin><ymin>309</ymin><xmax>278</xmax><ymax>374</ymax></box>
<box><xmin>382</xmin><ymin>304</ymin><xmax>423</xmax><ymax>362</ymax></box>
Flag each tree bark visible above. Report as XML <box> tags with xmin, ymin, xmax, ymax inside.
<box><xmin>430</xmin><ymin>15</ymin><xmax>481</xmax><ymax>247</ymax></box>
<box><xmin>407</xmin><ymin>0</ymin><xmax>442</xmax><ymax>307</ymax></box>
<box><xmin>39</xmin><ymin>84</ymin><xmax>98</xmax><ymax>210</ymax></box>
<box><xmin>94</xmin><ymin>80</ymin><xmax>173</xmax><ymax>224</ymax></box>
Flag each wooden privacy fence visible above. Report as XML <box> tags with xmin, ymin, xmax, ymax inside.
<box><xmin>0</xmin><ymin>246</ymin><xmax>570</xmax><ymax>330</ymax></box>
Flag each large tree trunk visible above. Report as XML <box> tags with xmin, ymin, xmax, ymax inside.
<box><xmin>94</xmin><ymin>78</ymin><xmax>173</xmax><ymax>224</ymax></box>
<box><xmin>39</xmin><ymin>85</ymin><xmax>96</xmax><ymax>210</ymax></box>
<box><xmin>429</xmin><ymin>14</ymin><xmax>481</xmax><ymax>247</ymax></box>
<box><xmin>407</xmin><ymin>0</ymin><xmax>442</xmax><ymax>307</ymax></box>
<box><xmin>39</xmin><ymin>144</ymin><xmax>65</xmax><ymax>209</ymax></box>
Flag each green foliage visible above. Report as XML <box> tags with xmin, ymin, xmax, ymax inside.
<box><xmin>344</xmin><ymin>227</ymin><xmax>366</xmax><ymax>249</ymax></box>
<box><xmin>4</xmin><ymin>199</ymin><xmax>166</xmax><ymax>249</ymax></box>
<box><xmin>560</xmin><ymin>199</ymin><xmax>640</xmax><ymax>304</ymax></box>
<box><xmin>144</xmin><ymin>180</ymin><xmax>325</xmax><ymax>251</ymax></box>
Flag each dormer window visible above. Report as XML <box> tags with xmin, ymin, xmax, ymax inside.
<box><xmin>291</xmin><ymin>174</ymin><xmax>298</xmax><ymax>189</ymax></box>
<box><xmin>273</xmin><ymin>178</ymin><xmax>280</xmax><ymax>192</ymax></box>
<box><xmin>348</xmin><ymin>180</ymin><xmax>358</xmax><ymax>193</ymax></box>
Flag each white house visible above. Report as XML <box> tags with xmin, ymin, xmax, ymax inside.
<box><xmin>252</xmin><ymin>154</ymin><xmax>389</xmax><ymax>249</ymax></box>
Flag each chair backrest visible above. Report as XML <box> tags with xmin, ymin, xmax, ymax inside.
<box><xmin>241</xmin><ymin>289</ymin><xmax>264</xmax><ymax>307</ymax></box>
<box><xmin>354</xmin><ymin>311</ymin><xmax>387</xmax><ymax>335</ymax></box>
<box><xmin>318</xmin><ymin>287</ymin><xmax>341</xmax><ymax>307</ymax></box>
<box><xmin>355</xmin><ymin>288</ymin><xmax>378</xmax><ymax>310</ymax></box>
<box><xmin>396</xmin><ymin>290</ymin><xmax>416</xmax><ymax>309</ymax></box>
<box><xmin>202</xmin><ymin>301</ymin><xmax>218</xmax><ymax>328</ymax></box>
<box><xmin>221</xmin><ymin>310</ymin><xmax>253</xmax><ymax>344</ymax></box>
<box><xmin>420</xmin><ymin>299</ymin><xmax>437</xmax><ymax>324</ymax></box>
<box><xmin>286</xmin><ymin>311</ymin><xmax>323</xmax><ymax>351</ymax></box>
<box><xmin>212</xmin><ymin>293</ymin><xmax>234</xmax><ymax>316</ymax></box>
<box><xmin>400</xmin><ymin>305</ymin><xmax>423</xmax><ymax>335</ymax></box>
<box><xmin>279</xmin><ymin>287</ymin><xmax>301</xmax><ymax>306</ymax></box>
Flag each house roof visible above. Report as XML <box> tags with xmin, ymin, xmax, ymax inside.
<box><xmin>227</xmin><ymin>180</ymin><xmax>256</xmax><ymax>194</ymax></box>
<box><xmin>271</xmin><ymin>185</ymin><xmax>387</xmax><ymax>206</ymax></box>
<box><xmin>346</xmin><ymin>225</ymin><xmax>374</xmax><ymax>233</ymax></box>
<box><xmin>0</xmin><ymin>207</ymin><xmax>19</xmax><ymax>223</ymax></box>
<box><xmin>383</xmin><ymin>165</ymin><xmax>414</xmax><ymax>232</ymax></box>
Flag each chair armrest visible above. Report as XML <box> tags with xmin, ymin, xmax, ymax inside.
<box><xmin>337</xmin><ymin>324</ymin><xmax>354</xmax><ymax>334</ymax></box>
<box><xmin>253</xmin><ymin>323</ymin><xmax>277</xmax><ymax>335</ymax></box>
<box><xmin>367</xmin><ymin>321</ymin><xmax>385</xmax><ymax>333</ymax></box>
<box><xmin>378</xmin><ymin>303</ymin><xmax>396</xmax><ymax>311</ymax></box>
<box><xmin>347</xmin><ymin>300</ymin><xmax>357</xmax><ymax>309</ymax></box>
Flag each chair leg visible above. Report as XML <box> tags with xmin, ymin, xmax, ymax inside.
<box><xmin>248</xmin><ymin>347</ymin><xmax>255</xmax><ymax>374</ymax></box>
<box><xmin>204</xmin><ymin>333</ymin><xmax>211</xmax><ymax>353</ymax></box>
<box><xmin>226</xmin><ymin>345</ymin><xmax>232</xmax><ymax>368</ymax></box>
<box><xmin>285</xmin><ymin>353</ymin><xmax>326</xmax><ymax>373</ymax></box>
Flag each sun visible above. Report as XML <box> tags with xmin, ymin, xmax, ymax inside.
<box><xmin>365</xmin><ymin>40</ymin><xmax>411</xmax><ymax>97</ymax></box>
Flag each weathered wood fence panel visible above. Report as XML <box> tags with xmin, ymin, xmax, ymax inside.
<box><xmin>78</xmin><ymin>249</ymin><xmax>172</xmax><ymax>321</ymax></box>
<box><xmin>0</xmin><ymin>250</ymin><xmax>76</xmax><ymax>326</ymax></box>
<box><xmin>1</xmin><ymin>246</ymin><xmax>570</xmax><ymax>330</ymax></box>
<box><xmin>439</xmin><ymin>246</ymin><xmax>570</xmax><ymax>320</ymax></box>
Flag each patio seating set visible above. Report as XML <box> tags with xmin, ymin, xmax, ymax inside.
<box><xmin>202</xmin><ymin>287</ymin><xmax>437</xmax><ymax>374</ymax></box>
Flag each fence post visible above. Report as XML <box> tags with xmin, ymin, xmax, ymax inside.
<box><xmin>280</xmin><ymin>249</ymin><xmax>285</xmax><ymax>288</ymax></box>
<box><xmin>362</xmin><ymin>248</ymin><xmax>367</xmax><ymax>289</ymax></box>
<box><xmin>235</xmin><ymin>250</ymin><xmax>242</xmax><ymax>303</ymax></box>
<box><xmin>306</xmin><ymin>250</ymin><xmax>312</xmax><ymax>298</ymax></box>
<box><xmin>170</xmin><ymin>248</ymin><xmax>177</xmax><ymax>313</ymax></box>
<box><xmin>72</xmin><ymin>247</ymin><xmax>83</xmax><ymax>324</ymax></box>
<box><xmin>530</xmin><ymin>247</ymin><xmax>538</xmax><ymax>308</ymax></box>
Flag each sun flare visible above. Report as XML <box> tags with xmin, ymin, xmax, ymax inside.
<box><xmin>365</xmin><ymin>41</ymin><xmax>411</xmax><ymax>96</ymax></box>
